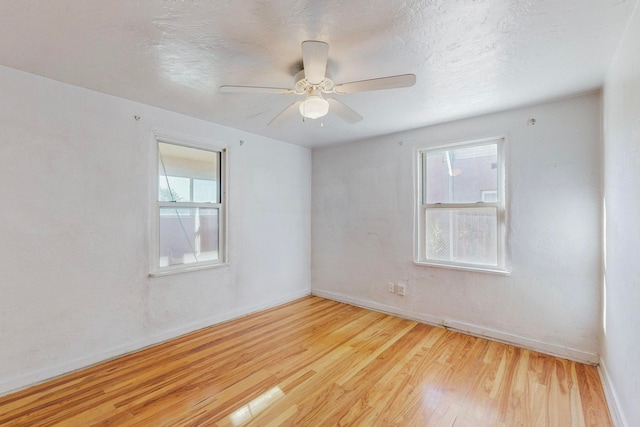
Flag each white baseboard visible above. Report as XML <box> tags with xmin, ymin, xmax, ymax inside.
<box><xmin>598</xmin><ymin>359</ymin><xmax>626</xmax><ymax>427</ymax></box>
<box><xmin>312</xmin><ymin>289</ymin><xmax>599</xmax><ymax>365</ymax></box>
<box><xmin>0</xmin><ymin>289</ymin><xmax>311</xmax><ymax>397</ymax></box>
<box><xmin>312</xmin><ymin>289</ymin><xmax>444</xmax><ymax>326</ymax></box>
<box><xmin>443</xmin><ymin>319</ymin><xmax>599</xmax><ymax>365</ymax></box>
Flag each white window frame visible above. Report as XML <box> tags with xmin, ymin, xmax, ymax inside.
<box><xmin>414</xmin><ymin>136</ymin><xmax>508</xmax><ymax>274</ymax></box>
<box><xmin>150</xmin><ymin>134</ymin><xmax>228</xmax><ymax>277</ymax></box>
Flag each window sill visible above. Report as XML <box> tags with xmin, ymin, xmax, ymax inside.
<box><xmin>413</xmin><ymin>260</ymin><xmax>510</xmax><ymax>276</ymax></box>
<box><xmin>149</xmin><ymin>262</ymin><xmax>229</xmax><ymax>277</ymax></box>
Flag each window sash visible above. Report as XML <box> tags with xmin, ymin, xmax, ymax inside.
<box><xmin>422</xmin><ymin>142</ymin><xmax>500</xmax><ymax>206</ymax></box>
<box><xmin>423</xmin><ymin>206</ymin><xmax>500</xmax><ymax>268</ymax></box>
<box><xmin>158</xmin><ymin>201</ymin><xmax>222</xmax><ymax>209</ymax></box>
<box><xmin>158</xmin><ymin>206</ymin><xmax>221</xmax><ymax>268</ymax></box>
<box><xmin>422</xmin><ymin>202</ymin><xmax>500</xmax><ymax>209</ymax></box>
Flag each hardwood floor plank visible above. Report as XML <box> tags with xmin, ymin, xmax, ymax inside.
<box><xmin>0</xmin><ymin>296</ymin><xmax>613</xmax><ymax>426</ymax></box>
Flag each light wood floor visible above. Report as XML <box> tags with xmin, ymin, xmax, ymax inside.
<box><xmin>0</xmin><ymin>296</ymin><xmax>612</xmax><ymax>426</ymax></box>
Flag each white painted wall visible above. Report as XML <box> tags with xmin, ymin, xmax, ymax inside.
<box><xmin>601</xmin><ymin>1</ymin><xmax>640</xmax><ymax>425</ymax></box>
<box><xmin>312</xmin><ymin>93</ymin><xmax>602</xmax><ymax>363</ymax></box>
<box><xmin>0</xmin><ymin>65</ymin><xmax>311</xmax><ymax>395</ymax></box>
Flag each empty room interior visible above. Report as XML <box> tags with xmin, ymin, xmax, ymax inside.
<box><xmin>1</xmin><ymin>1</ymin><xmax>639</xmax><ymax>426</ymax></box>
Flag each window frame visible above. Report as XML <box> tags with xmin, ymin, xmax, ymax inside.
<box><xmin>414</xmin><ymin>136</ymin><xmax>508</xmax><ymax>274</ymax></box>
<box><xmin>150</xmin><ymin>134</ymin><xmax>228</xmax><ymax>277</ymax></box>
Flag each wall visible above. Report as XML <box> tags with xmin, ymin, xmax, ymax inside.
<box><xmin>601</xmin><ymin>0</ymin><xmax>640</xmax><ymax>424</ymax></box>
<box><xmin>312</xmin><ymin>92</ymin><xmax>602</xmax><ymax>363</ymax></box>
<box><xmin>0</xmin><ymin>65</ymin><xmax>311</xmax><ymax>395</ymax></box>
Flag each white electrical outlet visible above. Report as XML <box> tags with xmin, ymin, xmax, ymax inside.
<box><xmin>396</xmin><ymin>283</ymin><xmax>406</xmax><ymax>296</ymax></box>
<box><xmin>388</xmin><ymin>282</ymin><xmax>395</xmax><ymax>293</ymax></box>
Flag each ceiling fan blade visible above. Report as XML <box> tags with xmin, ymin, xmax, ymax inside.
<box><xmin>220</xmin><ymin>85</ymin><xmax>295</xmax><ymax>95</ymax></box>
<box><xmin>268</xmin><ymin>100</ymin><xmax>303</xmax><ymax>127</ymax></box>
<box><xmin>301</xmin><ymin>40</ymin><xmax>329</xmax><ymax>84</ymax></box>
<box><xmin>333</xmin><ymin>74</ymin><xmax>416</xmax><ymax>94</ymax></box>
<box><xmin>326</xmin><ymin>98</ymin><xmax>363</xmax><ymax>124</ymax></box>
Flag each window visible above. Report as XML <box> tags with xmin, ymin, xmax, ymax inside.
<box><xmin>153</xmin><ymin>139</ymin><xmax>226</xmax><ymax>274</ymax></box>
<box><xmin>415</xmin><ymin>137</ymin><xmax>506</xmax><ymax>272</ymax></box>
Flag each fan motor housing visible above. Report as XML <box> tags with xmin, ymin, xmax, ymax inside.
<box><xmin>294</xmin><ymin>70</ymin><xmax>334</xmax><ymax>94</ymax></box>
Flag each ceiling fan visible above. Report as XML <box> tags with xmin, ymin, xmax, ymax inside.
<box><xmin>219</xmin><ymin>40</ymin><xmax>416</xmax><ymax>127</ymax></box>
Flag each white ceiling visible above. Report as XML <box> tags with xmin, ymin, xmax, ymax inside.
<box><xmin>0</xmin><ymin>0</ymin><xmax>635</xmax><ymax>148</ymax></box>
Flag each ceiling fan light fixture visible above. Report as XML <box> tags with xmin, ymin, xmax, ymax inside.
<box><xmin>299</xmin><ymin>95</ymin><xmax>329</xmax><ymax>119</ymax></box>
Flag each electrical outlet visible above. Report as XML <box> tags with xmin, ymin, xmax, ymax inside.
<box><xmin>388</xmin><ymin>282</ymin><xmax>395</xmax><ymax>293</ymax></box>
<box><xmin>396</xmin><ymin>283</ymin><xmax>406</xmax><ymax>296</ymax></box>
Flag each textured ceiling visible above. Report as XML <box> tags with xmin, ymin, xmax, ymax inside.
<box><xmin>0</xmin><ymin>0</ymin><xmax>635</xmax><ymax>148</ymax></box>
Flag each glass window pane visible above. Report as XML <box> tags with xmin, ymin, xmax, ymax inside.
<box><xmin>425</xmin><ymin>207</ymin><xmax>497</xmax><ymax>266</ymax></box>
<box><xmin>193</xmin><ymin>179</ymin><xmax>217</xmax><ymax>203</ymax></box>
<box><xmin>158</xmin><ymin>142</ymin><xmax>220</xmax><ymax>203</ymax></box>
<box><xmin>424</xmin><ymin>144</ymin><xmax>497</xmax><ymax>204</ymax></box>
<box><xmin>159</xmin><ymin>207</ymin><xmax>219</xmax><ymax>267</ymax></box>
<box><xmin>159</xmin><ymin>176</ymin><xmax>190</xmax><ymax>202</ymax></box>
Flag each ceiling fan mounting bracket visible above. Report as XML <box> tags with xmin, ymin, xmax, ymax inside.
<box><xmin>294</xmin><ymin>70</ymin><xmax>334</xmax><ymax>95</ymax></box>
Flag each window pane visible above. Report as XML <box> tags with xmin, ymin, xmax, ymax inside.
<box><xmin>193</xmin><ymin>179</ymin><xmax>217</xmax><ymax>203</ymax></box>
<box><xmin>159</xmin><ymin>176</ymin><xmax>190</xmax><ymax>202</ymax></box>
<box><xmin>424</xmin><ymin>144</ymin><xmax>497</xmax><ymax>204</ymax></box>
<box><xmin>159</xmin><ymin>207</ymin><xmax>219</xmax><ymax>267</ymax></box>
<box><xmin>158</xmin><ymin>142</ymin><xmax>220</xmax><ymax>203</ymax></box>
<box><xmin>425</xmin><ymin>207</ymin><xmax>497</xmax><ymax>266</ymax></box>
